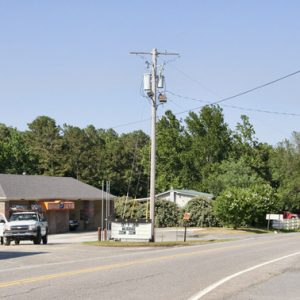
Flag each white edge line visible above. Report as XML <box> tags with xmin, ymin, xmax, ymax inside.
<box><xmin>188</xmin><ymin>250</ymin><xmax>300</xmax><ymax>300</ymax></box>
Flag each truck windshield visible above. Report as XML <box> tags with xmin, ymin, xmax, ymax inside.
<box><xmin>10</xmin><ymin>214</ymin><xmax>38</xmax><ymax>221</ymax></box>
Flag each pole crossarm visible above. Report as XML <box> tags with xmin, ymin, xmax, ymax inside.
<box><xmin>130</xmin><ymin>52</ymin><xmax>152</xmax><ymax>55</ymax></box>
<box><xmin>130</xmin><ymin>51</ymin><xmax>179</xmax><ymax>56</ymax></box>
<box><xmin>158</xmin><ymin>51</ymin><xmax>179</xmax><ymax>56</ymax></box>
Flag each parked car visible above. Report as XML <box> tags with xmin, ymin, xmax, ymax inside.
<box><xmin>283</xmin><ymin>211</ymin><xmax>299</xmax><ymax>219</ymax></box>
<box><xmin>3</xmin><ymin>211</ymin><xmax>48</xmax><ymax>245</ymax></box>
<box><xmin>69</xmin><ymin>219</ymin><xmax>79</xmax><ymax>231</ymax></box>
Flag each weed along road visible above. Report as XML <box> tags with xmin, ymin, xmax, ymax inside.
<box><xmin>1</xmin><ymin>231</ymin><xmax>300</xmax><ymax>299</ymax></box>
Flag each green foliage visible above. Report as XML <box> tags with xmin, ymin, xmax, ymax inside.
<box><xmin>24</xmin><ymin>117</ymin><xmax>149</xmax><ymax>198</ymax></box>
<box><xmin>183</xmin><ymin>105</ymin><xmax>232</xmax><ymax>190</ymax></box>
<box><xmin>231</xmin><ymin>115</ymin><xmax>273</xmax><ymax>185</ymax></box>
<box><xmin>116</xmin><ymin>131</ymin><xmax>149</xmax><ymax>197</ymax></box>
<box><xmin>213</xmin><ymin>184</ymin><xmax>279</xmax><ymax>228</ymax></box>
<box><xmin>232</xmin><ymin>115</ymin><xmax>257</xmax><ymax>157</ymax></box>
<box><xmin>183</xmin><ymin>197</ymin><xmax>218</xmax><ymax>227</ymax></box>
<box><xmin>204</xmin><ymin>158</ymin><xmax>265</xmax><ymax>196</ymax></box>
<box><xmin>0</xmin><ymin>124</ymin><xmax>33</xmax><ymax>174</ymax></box>
<box><xmin>1</xmin><ymin>109</ymin><xmax>298</xmax><ymax>228</ymax></box>
<box><xmin>114</xmin><ymin>198</ymin><xmax>180</xmax><ymax>228</ymax></box>
<box><xmin>154</xmin><ymin>200</ymin><xmax>180</xmax><ymax>228</ymax></box>
<box><xmin>155</xmin><ymin>111</ymin><xmax>186</xmax><ymax>192</ymax></box>
<box><xmin>269</xmin><ymin>132</ymin><xmax>300</xmax><ymax>212</ymax></box>
<box><xmin>142</xmin><ymin>110</ymin><xmax>186</xmax><ymax>193</ymax></box>
<box><xmin>114</xmin><ymin>198</ymin><xmax>145</xmax><ymax>219</ymax></box>
<box><xmin>26</xmin><ymin>116</ymin><xmax>65</xmax><ymax>176</ymax></box>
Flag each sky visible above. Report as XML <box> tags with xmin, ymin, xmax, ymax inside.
<box><xmin>1</xmin><ymin>0</ymin><xmax>300</xmax><ymax>145</ymax></box>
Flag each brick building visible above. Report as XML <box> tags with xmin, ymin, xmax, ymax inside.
<box><xmin>0</xmin><ymin>174</ymin><xmax>114</xmax><ymax>233</ymax></box>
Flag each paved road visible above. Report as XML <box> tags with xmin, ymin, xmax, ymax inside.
<box><xmin>1</xmin><ymin>231</ymin><xmax>300</xmax><ymax>299</ymax></box>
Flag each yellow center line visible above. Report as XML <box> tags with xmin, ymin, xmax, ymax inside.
<box><xmin>0</xmin><ymin>234</ymin><xmax>299</xmax><ymax>289</ymax></box>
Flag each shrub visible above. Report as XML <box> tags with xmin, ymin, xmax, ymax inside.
<box><xmin>183</xmin><ymin>197</ymin><xmax>218</xmax><ymax>227</ymax></box>
<box><xmin>114</xmin><ymin>198</ymin><xmax>180</xmax><ymax>227</ymax></box>
<box><xmin>155</xmin><ymin>200</ymin><xmax>180</xmax><ymax>227</ymax></box>
<box><xmin>114</xmin><ymin>197</ymin><xmax>143</xmax><ymax>219</ymax></box>
<box><xmin>213</xmin><ymin>184</ymin><xmax>279</xmax><ymax>228</ymax></box>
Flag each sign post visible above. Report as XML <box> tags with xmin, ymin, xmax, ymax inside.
<box><xmin>183</xmin><ymin>213</ymin><xmax>190</xmax><ymax>242</ymax></box>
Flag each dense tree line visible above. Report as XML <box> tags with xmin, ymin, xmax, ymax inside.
<box><xmin>1</xmin><ymin>105</ymin><xmax>300</xmax><ymax>227</ymax></box>
<box><xmin>0</xmin><ymin>116</ymin><xmax>149</xmax><ymax>197</ymax></box>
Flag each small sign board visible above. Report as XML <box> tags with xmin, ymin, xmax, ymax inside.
<box><xmin>42</xmin><ymin>201</ymin><xmax>75</xmax><ymax>211</ymax></box>
<box><xmin>183</xmin><ymin>212</ymin><xmax>190</xmax><ymax>221</ymax></box>
<box><xmin>111</xmin><ymin>220</ymin><xmax>151</xmax><ymax>241</ymax></box>
<box><xmin>266</xmin><ymin>214</ymin><xmax>283</xmax><ymax>221</ymax></box>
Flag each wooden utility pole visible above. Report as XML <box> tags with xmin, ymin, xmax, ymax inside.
<box><xmin>130</xmin><ymin>49</ymin><xmax>179</xmax><ymax>242</ymax></box>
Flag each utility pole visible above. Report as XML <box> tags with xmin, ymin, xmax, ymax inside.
<box><xmin>130</xmin><ymin>48</ymin><xmax>179</xmax><ymax>242</ymax></box>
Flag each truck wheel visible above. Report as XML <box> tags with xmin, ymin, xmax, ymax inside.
<box><xmin>42</xmin><ymin>233</ymin><xmax>48</xmax><ymax>245</ymax></box>
<box><xmin>4</xmin><ymin>238</ymin><xmax>10</xmax><ymax>246</ymax></box>
<box><xmin>15</xmin><ymin>240</ymin><xmax>20</xmax><ymax>245</ymax></box>
<box><xmin>0</xmin><ymin>237</ymin><xmax>3</xmax><ymax>245</ymax></box>
<box><xmin>34</xmin><ymin>229</ymin><xmax>41</xmax><ymax>245</ymax></box>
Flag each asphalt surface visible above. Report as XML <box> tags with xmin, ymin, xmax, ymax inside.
<box><xmin>1</xmin><ymin>230</ymin><xmax>300</xmax><ymax>299</ymax></box>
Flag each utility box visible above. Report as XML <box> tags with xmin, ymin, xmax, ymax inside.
<box><xmin>143</xmin><ymin>74</ymin><xmax>151</xmax><ymax>91</ymax></box>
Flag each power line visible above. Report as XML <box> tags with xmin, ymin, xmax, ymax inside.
<box><xmin>167</xmin><ymin>90</ymin><xmax>300</xmax><ymax>117</ymax></box>
<box><xmin>111</xmin><ymin>98</ymin><xmax>300</xmax><ymax>131</ymax></box>
<box><xmin>170</xmin><ymin>65</ymin><xmax>222</xmax><ymax>98</ymax></box>
<box><xmin>111</xmin><ymin>68</ymin><xmax>300</xmax><ymax>130</ymax></box>
<box><xmin>210</xmin><ymin>69</ymin><xmax>300</xmax><ymax>104</ymax></box>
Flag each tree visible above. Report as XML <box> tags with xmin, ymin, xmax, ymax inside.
<box><xmin>204</xmin><ymin>158</ymin><xmax>266</xmax><ymax>196</ymax></box>
<box><xmin>183</xmin><ymin>105</ymin><xmax>232</xmax><ymax>190</ymax></box>
<box><xmin>97</xmin><ymin>129</ymin><xmax>149</xmax><ymax>197</ymax></box>
<box><xmin>63</xmin><ymin>125</ymin><xmax>94</xmax><ymax>180</ymax></box>
<box><xmin>231</xmin><ymin>115</ymin><xmax>273</xmax><ymax>185</ymax></box>
<box><xmin>26</xmin><ymin>116</ymin><xmax>65</xmax><ymax>176</ymax></box>
<box><xmin>142</xmin><ymin>110</ymin><xmax>186</xmax><ymax>192</ymax></box>
<box><xmin>213</xmin><ymin>184</ymin><xmax>279</xmax><ymax>228</ymax></box>
<box><xmin>118</xmin><ymin>130</ymin><xmax>149</xmax><ymax>198</ymax></box>
<box><xmin>270</xmin><ymin>132</ymin><xmax>300</xmax><ymax>211</ymax></box>
<box><xmin>78</xmin><ymin>125</ymin><xmax>106</xmax><ymax>188</ymax></box>
<box><xmin>0</xmin><ymin>124</ymin><xmax>34</xmax><ymax>174</ymax></box>
<box><xmin>183</xmin><ymin>197</ymin><xmax>218</xmax><ymax>227</ymax></box>
<box><xmin>232</xmin><ymin>115</ymin><xmax>257</xmax><ymax>158</ymax></box>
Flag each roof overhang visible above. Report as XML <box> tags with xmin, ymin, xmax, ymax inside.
<box><xmin>0</xmin><ymin>197</ymin><xmax>116</xmax><ymax>202</ymax></box>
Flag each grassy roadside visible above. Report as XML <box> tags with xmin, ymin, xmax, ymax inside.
<box><xmin>83</xmin><ymin>239</ymin><xmax>233</xmax><ymax>247</ymax></box>
<box><xmin>82</xmin><ymin>226</ymin><xmax>286</xmax><ymax>248</ymax></box>
<box><xmin>189</xmin><ymin>227</ymin><xmax>270</xmax><ymax>235</ymax></box>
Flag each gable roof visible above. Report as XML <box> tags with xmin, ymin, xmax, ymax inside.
<box><xmin>135</xmin><ymin>189</ymin><xmax>214</xmax><ymax>202</ymax></box>
<box><xmin>157</xmin><ymin>189</ymin><xmax>214</xmax><ymax>199</ymax></box>
<box><xmin>0</xmin><ymin>174</ymin><xmax>114</xmax><ymax>201</ymax></box>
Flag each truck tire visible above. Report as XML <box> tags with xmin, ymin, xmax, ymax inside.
<box><xmin>0</xmin><ymin>237</ymin><xmax>3</xmax><ymax>245</ymax></box>
<box><xmin>4</xmin><ymin>238</ymin><xmax>10</xmax><ymax>246</ymax></box>
<box><xmin>42</xmin><ymin>230</ymin><xmax>48</xmax><ymax>245</ymax></box>
<box><xmin>33</xmin><ymin>229</ymin><xmax>41</xmax><ymax>245</ymax></box>
<box><xmin>15</xmin><ymin>240</ymin><xmax>20</xmax><ymax>245</ymax></box>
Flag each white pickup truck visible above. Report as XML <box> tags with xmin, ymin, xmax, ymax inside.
<box><xmin>0</xmin><ymin>213</ymin><xmax>7</xmax><ymax>245</ymax></box>
<box><xmin>3</xmin><ymin>211</ymin><xmax>48</xmax><ymax>246</ymax></box>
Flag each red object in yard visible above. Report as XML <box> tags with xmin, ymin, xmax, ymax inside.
<box><xmin>283</xmin><ymin>211</ymin><xmax>299</xmax><ymax>219</ymax></box>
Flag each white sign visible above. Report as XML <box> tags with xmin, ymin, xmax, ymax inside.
<box><xmin>111</xmin><ymin>221</ymin><xmax>151</xmax><ymax>241</ymax></box>
<box><xmin>266</xmin><ymin>214</ymin><xmax>283</xmax><ymax>221</ymax></box>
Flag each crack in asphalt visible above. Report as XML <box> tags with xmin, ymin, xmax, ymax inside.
<box><xmin>2</xmin><ymin>284</ymin><xmax>48</xmax><ymax>299</ymax></box>
<box><xmin>98</xmin><ymin>271</ymin><xmax>167</xmax><ymax>288</ymax></box>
